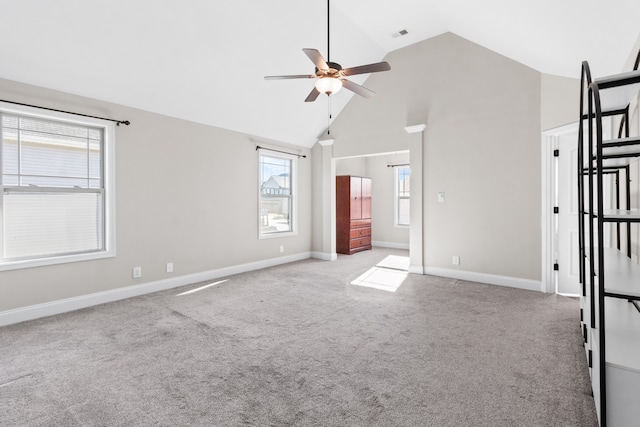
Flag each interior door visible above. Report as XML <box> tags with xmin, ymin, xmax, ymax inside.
<box><xmin>555</xmin><ymin>121</ymin><xmax>612</xmax><ymax>295</ymax></box>
<box><xmin>556</xmin><ymin>125</ymin><xmax>581</xmax><ymax>295</ymax></box>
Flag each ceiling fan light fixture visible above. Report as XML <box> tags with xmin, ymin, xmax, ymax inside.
<box><xmin>315</xmin><ymin>77</ymin><xmax>342</xmax><ymax>95</ymax></box>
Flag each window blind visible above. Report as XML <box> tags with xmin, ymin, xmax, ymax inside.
<box><xmin>1</xmin><ymin>113</ymin><xmax>105</xmax><ymax>261</ymax></box>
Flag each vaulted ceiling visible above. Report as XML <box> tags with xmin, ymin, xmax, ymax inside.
<box><xmin>1</xmin><ymin>0</ymin><xmax>638</xmax><ymax>147</ymax></box>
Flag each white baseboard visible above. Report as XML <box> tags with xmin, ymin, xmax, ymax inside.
<box><xmin>311</xmin><ymin>251</ymin><xmax>337</xmax><ymax>261</ymax></box>
<box><xmin>408</xmin><ymin>265</ymin><xmax>425</xmax><ymax>274</ymax></box>
<box><xmin>0</xmin><ymin>252</ymin><xmax>311</xmax><ymax>327</ymax></box>
<box><xmin>1</xmin><ymin>255</ymin><xmax>545</xmax><ymax>328</ymax></box>
<box><xmin>423</xmin><ymin>266</ymin><xmax>543</xmax><ymax>293</ymax></box>
<box><xmin>372</xmin><ymin>241</ymin><xmax>410</xmax><ymax>250</ymax></box>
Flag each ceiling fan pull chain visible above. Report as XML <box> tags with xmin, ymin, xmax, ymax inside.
<box><xmin>328</xmin><ymin>98</ymin><xmax>332</xmax><ymax>135</ymax></box>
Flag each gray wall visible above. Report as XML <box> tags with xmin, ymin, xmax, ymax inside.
<box><xmin>328</xmin><ymin>32</ymin><xmax>546</xmax><ymax>281</ymax></box>
<box><xmin>541</xmin><ymin>73</ymin><xmax>579</xmax><ymax>131</ymax></box>
<box><xmin>0</xmin><ymin>78</ymin><xmax>312</xmax><ymax>312</ymax></box>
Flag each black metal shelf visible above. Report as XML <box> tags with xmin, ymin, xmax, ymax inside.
<box><xmin>585</xmin><ymin>209</ymin><xmax>640</xmax><ymax>222</ymax></box>
<box><xmin>578</xmin><ymin>54</ymin><xmax>640</xmax><ymax>426</ymax></box>
<box><xmin>588</xmin><ymin>248</ymin><xmax>640</xmax><ymax>300</ymax></box>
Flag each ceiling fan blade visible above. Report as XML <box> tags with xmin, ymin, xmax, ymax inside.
<box><xmin>264</xmin><ymin>74</ymin><xmax>316</xmax><ymax>80</ymax></box>
<box><xmin>341</xmin><ymin>79</ymin><xmax>375</xmax><ymax>98</ymax></box>
<box><xmin>304</xmin><ymin>87</ymin><xmax>321</xmax><ymax>102</ymax></box>
<box><xmin>303</xmin><ymin>48</ymin><xmax>329</xmax><ymax>70</ymax></box>
<box><xmin>341</xmin><ymin>61</ymin><xmax>391</xmax><ymax>77</ymax></box>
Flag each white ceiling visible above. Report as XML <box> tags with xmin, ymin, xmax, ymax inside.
<box><xmin>1</xmin><ymin>0</ymin><xmax>639</xmax><ymax>147</ymax></box>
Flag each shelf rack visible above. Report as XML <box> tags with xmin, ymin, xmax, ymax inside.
<box><xmin>578</xmin><ymin>52</ymin><xmax>640</xmax><ymax>426</ymax></box>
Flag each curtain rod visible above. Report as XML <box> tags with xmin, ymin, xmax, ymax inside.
<box><xmin>387</xmin><ymin>163</ymin><xmax>409</xmax><ymax>168</ymax></box>
<box><xmin>0</xmin><ymin>99</ymin><xmax>130</xmax><ymax>126</ymax></box>
<box><xmin>256</xmin><ymin>145</ymin><xmax>306</xmax><ymax>159</ymax></box>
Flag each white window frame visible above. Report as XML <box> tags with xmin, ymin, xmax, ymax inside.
<box><xmin>258</xmin><ymin>150</ymin><xmax>297</xmax><ymax>239</ymax></box>
<box><xmin>395</xmin><ymin>165</ymin><xmax>410</xmax><ymax>228</ymax></box>
<box><xmin>0</xmin><ymin>101</ymin><xmax>116</xmax><ymax>271</ymax></box>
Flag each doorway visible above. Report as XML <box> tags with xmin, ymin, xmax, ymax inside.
<box><xmin>335</xmin><ymin>152</ymin><xmax>410</xmax><ymax>253</ymax></box>
<box><xmin>543</xmin><ymin>121</ymin><xmax>613</xmax><ymax>295</ymax></box>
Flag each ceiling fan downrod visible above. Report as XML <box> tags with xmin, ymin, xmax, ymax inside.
<box><xmin>326</xmin><ymin>0</ymin><xmax>330</xmax><ymax>62</ymax></box>
<box><xmin>263</xmin><ymin>0</ymin><xmax>391</xmax><ymax>102</ymax></box>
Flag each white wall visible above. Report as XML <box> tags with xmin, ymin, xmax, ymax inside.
<box><xmin>0</xmin><ymin>78</ymin><xmax>312</xmax><ymax>313</ymax></box>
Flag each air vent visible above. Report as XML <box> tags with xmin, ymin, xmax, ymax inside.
<box><xmin>392</xmin><ymin>29</ymin><xmax>409</xmax><ymax>39</ymax></box>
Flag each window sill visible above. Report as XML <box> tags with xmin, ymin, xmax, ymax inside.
<box><xmin>259</xmin><ymin>230</ymin><xmax>298</xmax><ymax>240</ymax></box>
<box><xmin>0</xmin><ymin>250</ymin><xmax>115</xmax><ymax>272</ymax></box>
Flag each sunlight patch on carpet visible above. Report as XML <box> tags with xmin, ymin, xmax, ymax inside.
<box><xmin>376</xmin><ymin>255</ymin><xmax>410</xmax><ymax>271</ymax></box>
<box><xmin>177</xmin><ymin>279</ymin><xmax>228</xmax><ymax>296</ymax></box>
<box><xmin>351</xmin><ymin>267</ymin><xmax>407</xmax><ymax>292</ymax></box>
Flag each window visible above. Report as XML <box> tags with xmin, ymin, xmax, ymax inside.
<box><xmin>259</xmin><ymin>152</ymin><xmax>296</xmax><ymax>237</ymax></box>
<box><xmin>0</xmin><ymin>103</ymin><xmax>115</xmax><ymax>270</ymax></box>
<box><xmin>395</xmin><ymin>166</ymin><xmax>410</xmax><ymax>227</ymax></box>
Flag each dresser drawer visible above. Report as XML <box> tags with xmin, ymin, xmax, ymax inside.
<box><xmin>350</xmin><ymin>227</ymin><xmax>371</xmax><ymax>239</ymax></box>
<box><xmin>350</xmin><ymin>236</ymin><xmax>371</xmax><ymax>249</ymax></box>
<box><xmin>351</xmin><ymin>219</ymin><xmax>371</xmax><ymax>228</ymax></box>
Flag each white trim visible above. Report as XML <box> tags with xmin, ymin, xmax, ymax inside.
<box><xmin>541</xmin><ymin>122</ymin><xmax>585</xmax><ymax>294</ymax></box>
<box><xmin>372</xmin><ymin>240</ymin><xmax>410</xmax><ymax>250</ymax></box>
<box><xmin>404</xmin><ymin>124</ymin><xmax>427</xmax><ymax>134</ymax></box>
<box><xmin>258</xmin><ymin>150</ymin><xmax>298</xmax><ymax>239</ymax></box>
<box><xmin>424</xmin><ymin>266</ymin><xmax>543</xmax><ymax>292</ymax></box>
<box><xmin>540</xmin><ymin>126</ymin><xmax>559</xmax><ymax>293</ymax></box>
<box><xmin>0</xmin><ymin>250</ymin><xmax>115</xmax><ymax>272</ymax></box>
<box><xmin>0</xmin><ymin>251</ymin><xmax>311</xmax><ymax>327</ymax></box>
<box><xmin>311</xmin><ymin>251</ymin><xmax>337</xmax><ymax>261</ymax></box>
<box><xmin>409</xmin><ymin>265</ymin><xmax>425</xmax><ymax>274</ymax></box>
<box><xmin>557</xmin><ymin>292</ymin><xmax>580</xmax><ymax>298</ymax></box>
<box><xmin>317</xmin><ymin>138</ymin><xmax>335</xmax><ymax>146</ymax></box>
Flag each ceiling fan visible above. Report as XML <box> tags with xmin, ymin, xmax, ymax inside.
<box><xmin>264</xmin><ymin>0</ymin><xmax>391</xmax><ymax>102</ymax></box>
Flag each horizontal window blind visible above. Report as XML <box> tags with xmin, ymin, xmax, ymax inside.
<box><xmin>3</xmin><ymin>191</ymin><xmax>103</xmax><ymax>260</ymax></box>
<box><xmin>1</xmin><ymin>113</ymin><xmax>106</xmax><ymax>262</ymax></box>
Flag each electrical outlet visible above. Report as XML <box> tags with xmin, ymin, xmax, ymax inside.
<box><xmin>280</xmin><ymin>245</ymin><xmax>284</xmax><ymax>253</ymax></box>
<box><xmin>132</xmin><ymin>266</ymin><xmax>142</xmax><ymax>278</ymax></box>
<box><xmin>166</xmin><ymin>262</ymin><xmax>174</xmax><ymax>273</ymax></box>
<box><xmin>452</xmin><ymin>256</ymin><xmax>460</xmax><ymax>265</ymax></box>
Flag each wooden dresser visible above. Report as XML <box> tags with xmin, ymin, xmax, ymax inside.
<box><xmin>336</xmin><ymin>175</ymin><xmax>372</xmax><ymax>255</ymax></box>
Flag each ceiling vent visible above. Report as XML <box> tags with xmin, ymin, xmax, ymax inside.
<box><xmin>392</xmin><ymin>29</ymin><xmax>409</xmax><ymax>39</ymax></box>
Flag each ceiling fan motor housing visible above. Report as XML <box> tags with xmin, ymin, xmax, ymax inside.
<box><xmin>316</xmin><ymin>61</ymin><xmax>343</xmax><ymax>78</ymax></box>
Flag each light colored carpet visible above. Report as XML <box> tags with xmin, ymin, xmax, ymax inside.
<box><xmin>0</xmin><ymin>248</ymin><xmax>597</xmax><ymax>426</ymax></box>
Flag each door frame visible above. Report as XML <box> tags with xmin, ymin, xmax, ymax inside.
<box><xmin>541</xmin><ymin>122</ymin><xmax>578</xmax><ymax>294</ymax></box>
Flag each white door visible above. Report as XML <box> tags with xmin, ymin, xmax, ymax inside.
<box><xmin>555</xmin><ymin>125</ymin><xmax>581</xmax><ymax>295</ymax></box>
<box><xmin>551</xmin><ymin>121</ymin><xmax>613</xmax><ymax>295</ymax></box>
